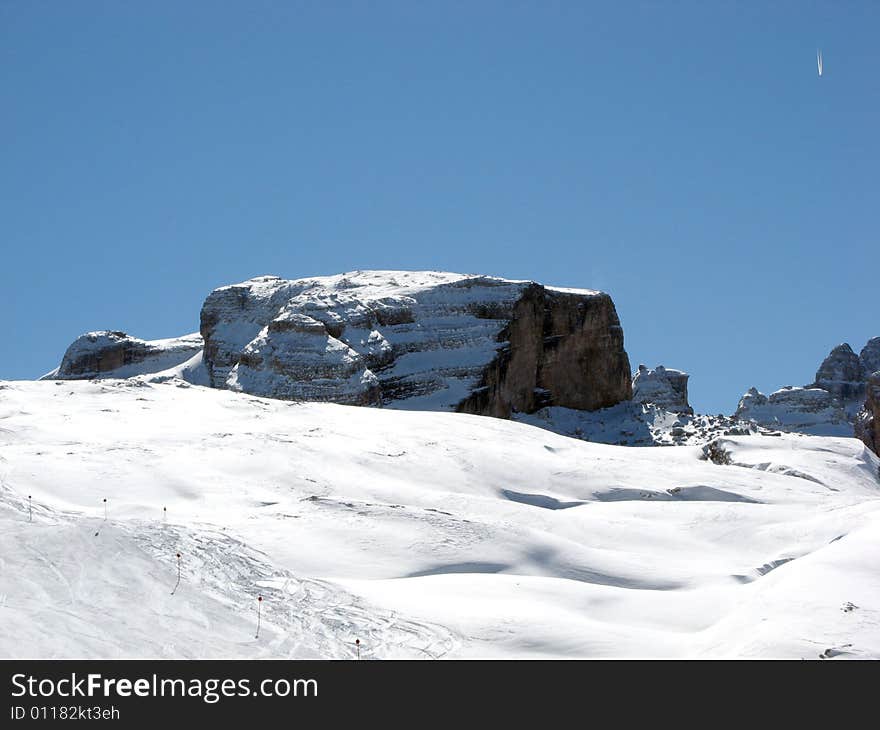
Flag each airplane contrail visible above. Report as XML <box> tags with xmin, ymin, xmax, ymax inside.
<box><xmin>817</xmin><ymin>49</ymin><xmax>823</xmax><ymax>77</ymax></box>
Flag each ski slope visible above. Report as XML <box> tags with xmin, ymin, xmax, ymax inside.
<box><xmin>1</xmin><ymin>378</ymin><xmax>879</xmax><ymax>658</ymax></box>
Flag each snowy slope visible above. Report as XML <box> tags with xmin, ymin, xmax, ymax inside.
<box><xmin>1</xmin><ymin>378</ymin><xmax>879</xmax><ymax>658</ymax></box>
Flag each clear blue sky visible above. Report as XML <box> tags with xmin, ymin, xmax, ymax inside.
<box><xmin>2</xmin><ymin>1</ymin><xmax>876</xmax><ymax>413</ymax></box>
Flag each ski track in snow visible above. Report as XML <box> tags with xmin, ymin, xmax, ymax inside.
<box><xmin>0</xmin><ymin>485</ymin><xmax>454</xmax><ymax>659</ymax></box>
<box><xmin>1</xmin><ymin>378</ymin><xmax>880</xmax><ymax>658</ymax></box>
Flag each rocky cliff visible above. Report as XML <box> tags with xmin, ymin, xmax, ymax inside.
<box><xmin>45</xmin><ymin>331</ymin><xmax>203</xmax><ymax>381</ymax></box>
<box><xmin>47</xmin><ymin>270</ymin><xmax>633</xmax><ymax>423</ymax></box>
<box><xmin>811</xmin><ymin>343</ymin><xmax>868</xmax><ymax>416</ymax></box>
<box><xmin>859</xmin><ymin>338</ymin><xmax>880</xmax><ymax>378</ymax></box>
<box><xmin>198</xmin><ymin>271</ymin><xmax>632</xmax><ymax>414</ymax></box>
<box><xmin>855</xmin><ymin>372</ymin><xmax>880</xmax><ymax>455</ymax></box>
<box><xmin>454</xmin><ymin>283</ymin><xmax>631</xmax><ymax>418</ymax></box>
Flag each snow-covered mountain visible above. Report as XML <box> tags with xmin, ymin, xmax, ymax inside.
<box><xmin>18</xmin><ymin>272</ymin><xmax>880</xmax><ymax>658</ymax></box>
<box><xmin>736</xmin><ymin>338</ymin><xmax>880</xmax><ymax>443</ymax></box>
<box><xmin>43</xmin><ymin>273</ymin><xmax>880</xmax><ymax>456</ymax></box>
<box><xmin>734</xmin><ymin>386</ymin><xmax>851</xmax><ymax>436</ymax></box>
<box><xmin>39</xmin><ymin>270</ymin><xmax>767</xmax><ymax>449</ymax></box>
<box><xmin>49</xmin><ymin>271</ymin><xmax>632</xmax><ymax>417</ymax></box>
<box><xmin>2</xmin><ymin>378</ymin><xmax>879</xmax><ymax>658</ymax></box>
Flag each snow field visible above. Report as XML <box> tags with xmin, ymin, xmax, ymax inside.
<box><xmin>1</xmin><ymin>379</ymin><xmax>878</xmax><ymax>658</ymax></box>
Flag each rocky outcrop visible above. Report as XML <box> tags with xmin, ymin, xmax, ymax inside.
<box><xmin>514</xmin><ymin>402</ymin><xmax>753</xmax><ymax>447</ymax></box>
<box><xmin>631</xmin><ymin>365</ymin><xmax>692</xmax><ymax>414</ymax></box>
<box><xmin>857</xmin><ymin>340</ymin><xmax>880</xmax><ymax>455</ymax></box>
<box><xmin>855</xmin><ymin>372</ymin><xmax>880</xmax><ymax>455</ymax></box>
<box><xmin>455</xmin><ymin>284</ymin><xmax>631</xmax><ymax>418</ymax></box>
<box><xmin>199</xmin><ymin>271</ymin><xmax>633</xmax><ymax>414</ymax></box>
<box><xmin>860</xmin><ymin>338</ymin><xmax>880</xmax><ymax>377</ymax></box>
<box><xmin>47</xmin><ymin>331</ymin><xmax>203</xmax><ymax>380</ymax></box>
<box><xmin>734</xmin><ymin>385</ymin><xmax>850</xmax><ymax>435</ymax></box>
<box><xmin>811</xmin><ymin>343</ymin><xmax>865</xmax><ymax>410</ymax></box>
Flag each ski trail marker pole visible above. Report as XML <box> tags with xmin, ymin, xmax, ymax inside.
<box><xmin>255</xmin><ymin>595</ymin><xmax>263</xmax><ymax>639</ymax></box>
<box><xmin>94</xmin><ymin>498</ymin><xmax>106</xmax><ymax>537</ymax></box>
<box><xmin>28</xmin><ymin>495</ymin><xmax>32</xmax><ymax>523</ymax></box>
<box><xmin>171</xmin><ymin>553</ymin><xmax>181</xmax><ymax>595</ymax></box>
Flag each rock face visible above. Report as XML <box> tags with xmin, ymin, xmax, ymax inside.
<box><xmin>199</xmin><ymin>271</ymin><xmax>633</xmax><ymax>414</ymax></box>
<box><xmin>631</xmin><ymin>365</ymin><xmax>692</xmax><ymax>414</ymax></box>
<box><xmin>858</xmin><ymin>340</ymin><xmax>880</xmax><ymax>455</ymax></box>
<box><xmin>859</xmin><ymin>338</ymin><xmax>880</xmax><ymax>377</ymax></box>
<box><xmin>47</xmin><ymin>331</ymin><xmax>203</xmax><ymax>380</ymax></box>
<box><xmin>454</xmin><ymin>283</ymin><xmax>631</xmax><ymax>417</ymax></box>
<box><xmin>812</xmin><ymin>343</ymin><xmax>866</xmax><ymax>412</ymax></box>
<box><xmin>855</xmin><ymin>372</ymin><xmax>880</xmax><ymax>455</ymax></box>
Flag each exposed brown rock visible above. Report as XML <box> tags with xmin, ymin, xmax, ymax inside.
<box><xmin>456</xmin><ymin>284</ymin><xmax>632</xmax><ymax>418</ymax></box>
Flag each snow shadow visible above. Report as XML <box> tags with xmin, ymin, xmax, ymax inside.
<box><xmin>405</xmin><ymin>562</ymin><xmax>510</xmax><ymax>578</ymax></box>
<box><xmin>594</xmin><ymin>485</ymin><xmax>760</xmax><ymax>503</ymax></box>
<box><xmin>500</xmin><ymin>489</ymin><xmax>587</xmax><ymax>510</ymax></box>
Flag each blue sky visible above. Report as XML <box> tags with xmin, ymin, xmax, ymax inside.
<box><xmin>1</xmin><ymin>1</ymin><xmax>876</xmax><ymax>413</ymax></box>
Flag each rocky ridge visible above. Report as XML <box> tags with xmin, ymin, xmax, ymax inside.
<box><xmin>735</xmin><ymin>338</ymin><xmax>880</xmax><ymax>443</ymax></box>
